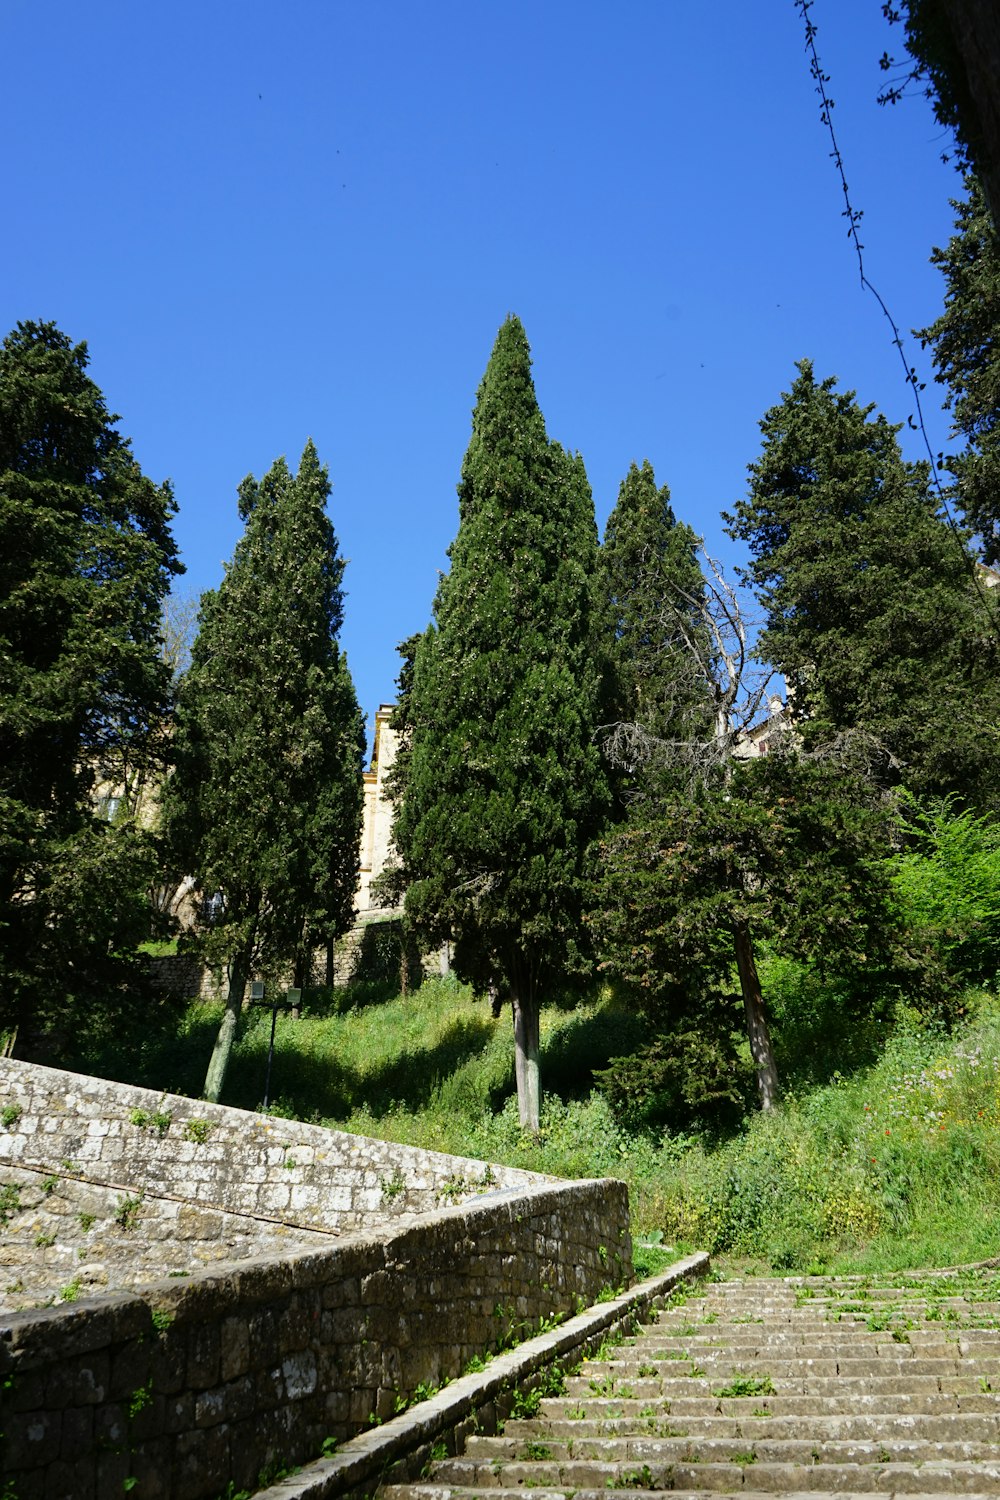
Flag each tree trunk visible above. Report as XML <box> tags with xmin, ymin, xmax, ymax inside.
<box><xmin>732</xmin><ymin>917</ymin><xmax>779</xmax><ymax>1112</ymax></box>
<box><xmin>512</xmin><ymin>989</ymin><xmax>540</xmax><ymax>1132</ymax></box>
<box><xmin>325</xmin><ymin>938</ymin><xmax>334</xmax><ymax>989</ymax></box>
<box><xmin>203</xmin><ymin>948</ymin><xmax>250</xmax><ymax>1102</ymax></box>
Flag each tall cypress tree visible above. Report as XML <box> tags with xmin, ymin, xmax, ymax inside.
<box><xmin>0</xmin><ymin>321</ymin><xmax>180</xmax><ymax>1044</ymax></box>
<box><xmin>166</xmin><ymin>442</ymin><xmax>365</xmax><ymax>1102</ymax></box>
<box><xmin>725</xmin><ymin>360</ymin><xmax>1000</xmax><ymax>811</ymax></box>
<box><xmin>597</xmin><ymin>460</ymin><xmax>710</xmax><ymax>774</ymax></box>
<box><xmin>396</xmin><ymin>317</ymin><xmax>608</xmax><ymax>1130</ymax></box>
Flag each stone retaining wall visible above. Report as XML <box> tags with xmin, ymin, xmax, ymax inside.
<box><xmin>1</xmin><ymin>1179</ymin><xmax>631</xmax><ymax>1500</ymax></box>
<box><xmin>0</xmin><ymin>1061</ymin><xmax>536</xmax><ymax>1227</ymax></box>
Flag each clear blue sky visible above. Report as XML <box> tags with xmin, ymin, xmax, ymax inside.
<box><xmin>2</xmin><ymin>1</ymin><xmax>964</xmax><ymax>749</ymax></box>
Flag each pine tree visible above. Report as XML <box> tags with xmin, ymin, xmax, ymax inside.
<box><xmin>395</xmin><ymin>317</ymin><xmax>609</xmax><ymax>1130</ymax></box>
<box><xmin>918</xmin><ymin>175</ymin><xmax>1000</xmax><ymax>564</ymax></box>
<box><xmin>166</xmin><ymin>442</ymin><xmax>365</xmax><ymax>1102</ymax></box>
<box><xmin>0</xmin><ymin>321</ymin><xmax>180</xmax><ymax>1043</ymax></box>
<box><xmin>725</xmin><ymin>360</ymin><xmax>1000</xmax><ymax>811</ymax></box>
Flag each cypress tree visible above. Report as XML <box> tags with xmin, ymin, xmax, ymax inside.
<box><xmin>0</xmin><ymin>321</ymin><xmax>180</xmax><ymax>1043</ymax></box>
<box><xmin>597</xmin><ymin>459</ymin><xmax>711</xmax><ymax>782</ymax></box>
<box><xmin>396</xmin><ymin>317</ymin><xmax>608</xmax><ymax>1130</ymax></box>
<box><xmin>725</xmin><ymin>360</ymin><xmax>1000</xmax><ymax>810</ymax></box>
<box><xmin>166</xmin><ymin>442</ymin><xmax>365</xmax><ymax>1102</ymax></box>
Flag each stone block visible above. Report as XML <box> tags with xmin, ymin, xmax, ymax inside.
<box><xmin>187</xmin><ymin>1322</ymin><xmax>221</xmax><ymax>1389</ymax></box>
<box><xmin>5</xmin><ymin>1407</ymin><xmax>62</xmax><ymax>1468</ymax></box>
<box><xmin>174</xmin><ymin>1422</ymin><xmax>231</xmax><ymax>1500</ymax></box>
<box><xmin>58</xmin><ymin>1402</ymin><xmax>94</xmax><ymax>1458</ymax></box>
<box><xmin>109</xmin><ymin>1337</ymin><xmax>151</xmax><ymax>1401</ymax></box>
<box><xmin>220</xmin><ymin>1314</ymin><xmax>250</xmax><ymax>1381</ymax></box>
<box><xmin>44</xmin><ymin>1458</ymin><xmax>95</xmax><ymax>1500</ymax></box>
<box><xmin>281</xmin><ymin>1348</ymin><xmax>318</xmax><ymax>1401</ymax></box>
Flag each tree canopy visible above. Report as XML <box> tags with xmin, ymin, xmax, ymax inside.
<box><xmin>597</xmin><ymin>459</ymin><xmax>710</xmax><ymax>768</ymax></box>
<box><xmin>0</xmin><ymin>320</ymin><xmax>180</xmax><ymax>1047</ymax></box>
<box><xmin>165</xmin><ymin>441</ymin><xmax>364</xmax><ymax>1101</ymax></box>
<box><xmin>918</xmin><ymin>176</ymin><xmax>1000</xmax><ymax>564</ymax></box>
<box><xmin>394</xmin><ymin>316</ymin><xmax>609</xmax><ymax>1129</ymax></box>
<box><xmin>725</xmin><ymin>359</ymin><xmax>1000</xmax><ymax>811</ymax></box>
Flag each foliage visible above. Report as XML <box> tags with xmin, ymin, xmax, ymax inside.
<box><xmin>165</xmin><ymin>441</ymin><xmax>365</xmax><ymax>1100</ymax></box>
<box><xmin>590</xmin><ymin>752</ymin><xmax>897</xmax><ymax>1115</ymax></box>
<box><xmin>597</xmin><ymin>459</ymin><xmax>709</xmax><ymax>757</ymax></box>
<box><xmin>917</xmin><ymin>176</ymin><xmax>1000</xmax><ymax>563</ymax></box>
<box><xmin>350</xmin><ymin>917</ymin><xmax>421</xmax><ymax>996</ymax></box>
<box><xmin>891</xmin><ymin>795</ymin><xmax>1000</xmax><ymax>992</ymax></box>
<box><xmin>395</xmin><ymin>317</ymin><xmax>609</xmax><ymax>1128</ymax></box>
<box><xmin>69</xmin><ymin>963</ymin><xmax>1000</xmax><ymax>1273</ymax></box>
<box><xmin>0</xmin><ymin>320</ymin><xmax>180</xmax><ymax>1046</ymax></box>
<box><xmin>726</xmin><ymin>359</ymin><xmax>1000</xmax><ymax>810</ymax></box>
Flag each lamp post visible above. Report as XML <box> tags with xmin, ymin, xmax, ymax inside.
<box><xmin>249</xmin><ymin>982</ymin><xmax>302</xmax><ymax>1110</ymax></box>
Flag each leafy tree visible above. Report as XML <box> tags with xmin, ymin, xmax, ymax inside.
<box><xmin>597</xmin><ymin>460</ymin><xmax>710</xmax><ymax>760</ymax></box>
<box><xmin>166</xmin><ymin>442</ymin><xmax>364</xmax><ymax>1102</ymax></box>
<box><xmin>725</xmin><ymin>360</ymin><xmax>1000</xmax><ymax>811</ymax></box>
<box><xmin>891</xmin><ymin>793</ymin><xmax>1000</xmax><ymax>994</ymax></box>
<box><xmin>394</xmin><ymin>317</ymin><xmax>609</xmax><ymax>1130</ymax></box>
<box><xmin>591</xmin><ymin>750</ymin><xmax>896</xmax><ymax>1114</ymax></box>
<box><xmin>0</xmin><ymin>320</ymin><xmax>180</xmax><ymax>1046</ymax></box>
<box><xmin>917</xmin><ymin>176</ymin><xmax>1000</xmax><ymax>563</ymax></box>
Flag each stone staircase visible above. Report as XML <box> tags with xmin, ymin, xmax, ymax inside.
<box><xmin>381</xmin><ymin>1268</ymin><xmax>1000</xmax><ymax>1499</ymax></box>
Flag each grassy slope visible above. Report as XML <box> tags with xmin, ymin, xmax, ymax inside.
<box><xmin>69</xmin><ymin>974</ymin><xmax>1000</xmax><ymax>1276</ymax></box>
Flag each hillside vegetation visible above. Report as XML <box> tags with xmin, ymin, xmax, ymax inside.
<box><xmin>70</xmin><ymin>966</ymin><xmax>1000</xmax><ymax>1278</ymax></box>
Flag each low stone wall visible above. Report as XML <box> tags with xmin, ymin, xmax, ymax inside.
<box><xmin>0</xmin><ymin>1059</ymin><xmax>550</xmax><ymax>1307</ymax></box>
<box><xmin>1</xmin><ymin>1179</ymin><xmax>632</xmax><ymax>1500</ymax></box>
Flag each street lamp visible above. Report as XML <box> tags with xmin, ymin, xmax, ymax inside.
<box><xmin>249</xmin><ymin>982</ymin><xmax>301</xmax><ymax>1110</ymax></box>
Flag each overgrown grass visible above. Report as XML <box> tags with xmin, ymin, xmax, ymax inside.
<box><xmin>70</xmin><ymin>970</ymin><xmax>1000</xmax><ymax>1276</ymax></box>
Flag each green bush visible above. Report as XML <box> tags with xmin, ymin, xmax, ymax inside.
<box><xmin>892</xmin><ymin>796</ymin><xmax>1000</xmax><ymax>993</ymax></box>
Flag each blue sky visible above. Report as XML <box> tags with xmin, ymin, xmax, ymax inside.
<box><xmin>3</xmin><ymin>2</ymin><xmax>964</xmax><ymax>748</ymax></box>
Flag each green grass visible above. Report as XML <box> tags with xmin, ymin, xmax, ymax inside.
<box><xmin>69</xmin><ymin>971</ymin><xmax>1000</xmax><ymax>1277</ymax></box>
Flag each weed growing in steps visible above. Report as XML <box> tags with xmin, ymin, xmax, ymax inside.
<box><xmin>713</xmin><ymin>1374</ymin><xmax>776</xmax><ymax>1398</ymax></box>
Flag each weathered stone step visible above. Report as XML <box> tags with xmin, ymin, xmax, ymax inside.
<box><xmin>563</xmin><ymin>1375</ymin><xmax>1000</xmax><ymax>1401</ymax></box>
<box><xmin>566</xmin><ymin>1356</ymin><xmax>989</xmax><ymax>1386</ymax></box>
<box><xmin>619</xmin><ymin>1345</ymin><xmax>976</xmax><ymax>1366</ymax></box>
<box><xmin>424</xmin><ymin>1455</ymin><xmax>1000</xmax><ymax>1492</ymax></box>
<box><xmin>539</xmin><ymin>1391</ymin><xmax>1000</xmax><ymax>1418</ymax></box>
<box><xmin>460</xmin><ymin>1432</ymin><xmax>1000</xmax><ymax>1465</ymax></box>
<box><xmin>386</xmin><ymin>1491</ymin><xmax>1000</xmax><ymax>1500</ymax></box>
<box><xmin>502</xmin><ymin>1411</ymin><xmax>1000</xmax><ymax>1442</ymax></box>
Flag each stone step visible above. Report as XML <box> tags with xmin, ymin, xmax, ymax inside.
<box><xmin>461</xmin><ymin>1432</ymin><xmax>1000</xmax><ymax>1464</ymax></box>
<box><xmin>540</xmin><ymin>1391</ymin><xmax>1000</xmax><ymax>1418</ymax></box>
<box><xmin>502</xmin><ymin>1412</ymin><xmax>1000</xmax><ymax>1442</ymax></box>
<box><xmin>377</xmin><ymin>1272</ymin><xmax>1000</xmax><ymax>1500</ymax></box>
<box><xmin>386</xmin><ymin>1488</ymin><xmax>1000</xmax><ymax>1500</ymax></box>
<box><xmin>425</xmin><ymin>1455</ymin><xmax>1000</xmax><ymax>1492</ymax></box>
<box><xmin>386</xmin><ymin>1491</ymin><xmax>1000</xmax><ymax>1500</ymax></box>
